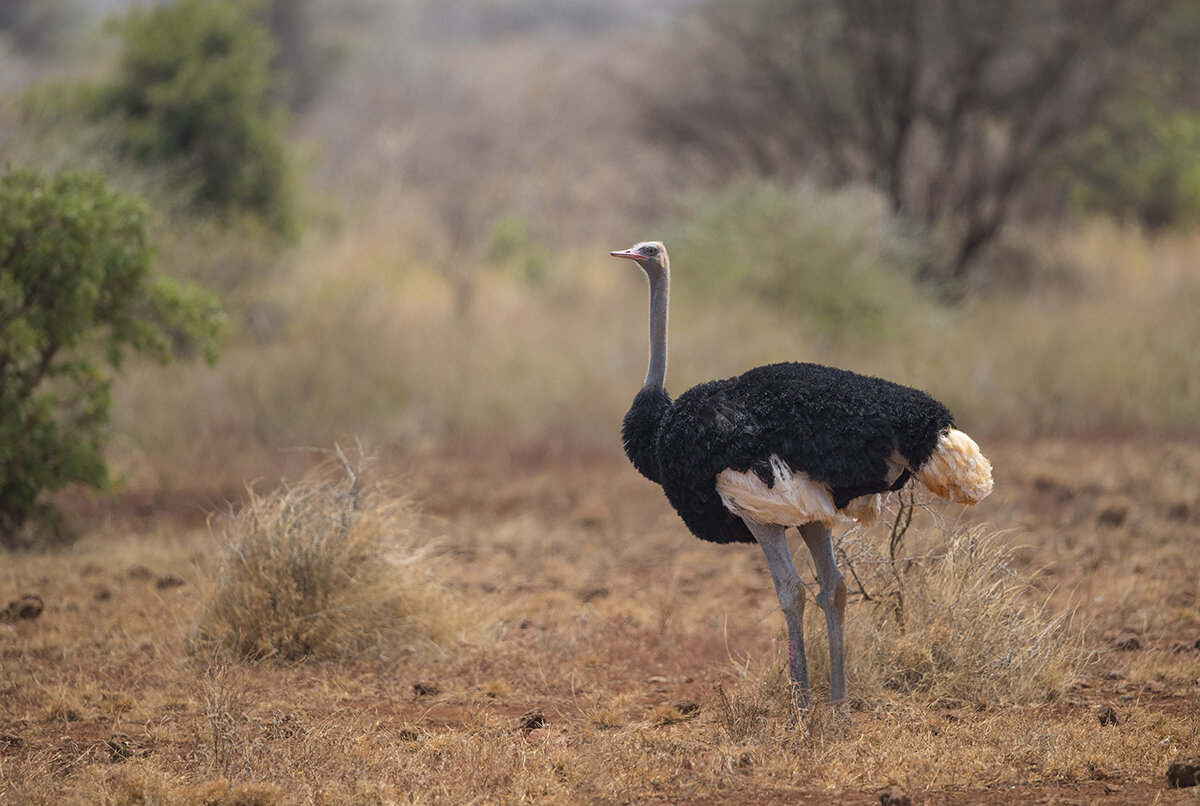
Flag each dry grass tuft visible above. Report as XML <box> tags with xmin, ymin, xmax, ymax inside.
<box><xmin>192</xmin><ymin>654</ymin><xmax>256</xmax><ymax>778</ymax></box>
<box><xmin>836</xmin><ymin>512</ymin><xmax>1088</xmax><ymax>708</ymax></box>
<box><xmin>102</xmin><ymin>770</ymin><xmax>284</xmax><ymax>806</ymax></box>
<box><xmin>191</xmin><ymin>448</ymin><xmax>483</xmax><ymax>661</ymax></box>
<box><xmin>712</xmin><ymin>666</ymin><xmax>793</xmax><ymax>743</ymax></box>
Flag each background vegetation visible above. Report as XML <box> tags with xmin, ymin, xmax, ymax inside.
<box><xmin>2</xmin><ymin>1</ymin><xmax>1199</xmax><ymax>803</ymax></box>
<box><xmin>0</xmin><ymin>169</ymin><xmax>221</xmax><ymax>545</ymax></box>
<box><xmin>5</xmin><ymin>0</ymin><xmax>1199</xmax><ymax>490</ymax></box>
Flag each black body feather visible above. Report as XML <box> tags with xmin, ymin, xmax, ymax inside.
<box><xmin>622</xmin><ymin>362</ymin><xmax>954</xmax><ymax>544</ymax></box>
<box><xmin>622</xmin><ymin>386</ymin><xmax>672</xmax><ymax>484</ymax></box>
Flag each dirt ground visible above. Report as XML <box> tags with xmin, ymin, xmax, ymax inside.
<box><xmin>1</xmin><ymin>436</ymin><xmax>1198</xmax><ymax>804</ymax></box>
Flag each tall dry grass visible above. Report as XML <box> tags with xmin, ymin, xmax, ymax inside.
<box><xmin>710</xmin><ymin>503</ymin><xmax>1087</xmax><ymax>747</ymax></box>
<box><xmin>839</xmin><ymin>519</ymin><xmax>1085</xmax><ymax>708</ymax></box>
<box><xmin>103</xmin><ymin>215</ymin><xmax>1200</xmax><ymax>500</ymax></box>
<box><xmin>191</xmin><ymin>447</ymin><xmax>485</xmax><ymax>661</ymax></box>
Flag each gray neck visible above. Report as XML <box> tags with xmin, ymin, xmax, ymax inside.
<box><xmin>643</xmin><ymin>263</ymin><xmax>668</xmax><ymax>390</ymax></box>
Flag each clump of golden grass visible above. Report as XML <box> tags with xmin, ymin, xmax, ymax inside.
<box><xmin>716</xmin><ymin>502</ymin><xmax>1087</xmax><ymax>741</ymax></box>
<box><xmin>861</xmin><ymin>543</ymin><xmax>1080</xmax><ymax>705</ymax></box>
<box><xmin>700</xmin><ymin>525</ymin><xmax>1089</xmax><ymax>788</ymax></box>
<box><xmin>191</xmin><ymin>654</ymin><xmax>256</xmax><ymax>778</ymax></box>
<box><xmin>836</xmin><ymin>508</ymin><xmax>1087</xmax><ymax>708</ymax></box>
<box><xmin>191</xmin><ymin>447</ymin><xmax>481</xmax><ymax>661</ymax></box>
<box><xmin>712</xmin><ymin>667</ymin><xmax>790</xmax><ymax>743</ymax></box>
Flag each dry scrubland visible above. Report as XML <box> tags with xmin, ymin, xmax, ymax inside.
<box><xmin>4</xmin><ymin>4</ymin><xmax>1200</xmax><ymax>803</ymax></box>
<box><xmin>1</xmin><ymin>437</ymin><xmax>1198</xmax><ymax>804</ymax></box>
<box><xmin>105</xmin><ymin>220</ymin><xmax>1200</xmax><ymax>492</ymax></box>
<box><xmin>2</xmin><ymin>226</ymin><xmax>1200</xmax><ymax>804</ymax></box>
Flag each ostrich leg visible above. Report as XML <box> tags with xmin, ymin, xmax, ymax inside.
<box><xmin>799</xmin><ymin>522</ymin><xmax>848</xmax><ymax>707</ymax></box>
<box><xmin>744</xmin><ymin>520</ymin><xmax>810</xmax><ymax>709</ymax></box>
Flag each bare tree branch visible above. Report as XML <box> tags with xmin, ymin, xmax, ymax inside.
<box><xmin>636</xmin><ymin>0</ymin><xmax>1186</xmax><ymax>287</ymax></box>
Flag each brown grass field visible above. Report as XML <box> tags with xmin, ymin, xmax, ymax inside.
<box><xmin>2</xmin><ymin>434</ymin><xmax>1198</xmax><ymax>805</ymax></box>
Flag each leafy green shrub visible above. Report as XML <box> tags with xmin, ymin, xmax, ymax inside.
<box><xmin>1068</xmin><ymin>101</ymin><xmax>1200</xmax><ymax>230</ymax></box>
<box><xmin>0</xmin><ymin>169</ymin><xmax>223</xmax><ymax>544</ymax></box>
<box><xmin>669</xmin><ymin>181</ymin><xmax>934</xmax><ymax>339</ymax></box>
<box><xmin>101</xmin><ymin>0</ymin><xmax>298</xmax><ymax>237</ymax></box>
<box><xmin>486</xmin><ymin>212</ymin><xmax>549</xmax><ymax>285</ymax></box>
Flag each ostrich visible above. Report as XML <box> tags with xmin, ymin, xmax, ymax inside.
<box><xmin>610</xmin><ymin>241</ymin><xmax>993</xmax><ymax>708</ymax></box>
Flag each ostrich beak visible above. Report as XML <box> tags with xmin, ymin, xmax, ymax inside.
<box><xmin>610</xmin><ymin>248</ymin><xmax>642</xmax><ymax>261</ymax></box>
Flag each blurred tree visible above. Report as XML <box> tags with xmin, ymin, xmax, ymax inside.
<box><xmin>1055</xmin><ymin>2</ymin><xmax>1200</xmax><ymax>229</ymax></box>
<box><xmin>266</xmin><ymin>0</ymin><xmax>317</xmax><ymax>111</ymax></box>
<box><xmin>486</xmin><ymin>213</ymin><xmax>549</xmax><ymax>286</ymax></box>
<box><xmin>639</xmin><ymin>0</ymin><xmax>1180</xmax><ymax>289</ymax></box>
<box><xmin>0</xmin><ymin>0</ymin><xmax>77</xmax><ymax>55</ymax></box>
<box><xmin>101</xmin><ymin>0</ymin><xmax>298</xmax><ymax>237</ymax></box>
<box><xmin>266</xmin><ymin>0</ymin><xmax>340</xmax><ymax>113</ymax></box>
<box><xmin>668</xmin><ymin>180</ymin><xmax>931</xmax><ymax>339</ymax></box>
<box><xmin>0</xmin><ymin>169</ymin><xmax>224</xmax><ymax>546</ymax></box>
<box><xmin>1066</xmin><ymin>102</ymin><xmax>1200</xmax><ymax>229</ymax></box>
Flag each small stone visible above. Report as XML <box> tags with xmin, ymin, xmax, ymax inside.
<box><xmin>674</xmin><ymin>700</ymin><xmax>701</xmax><ymax>717</ymax></box>
<box><xmin>518</xmin><ymin>708</ymin><xmax>547</xmax><ymax>732</ymax></box>
<box><xmin>106</xmin><ymin>733</ymin><xmax>137</xmax><ymax>763</ymax></box>
<box><xmin>1163</xmin><ymin>500</ymin><xmax>1192</xmax><ymax>522</ymax></box>
<box><xmin>154</xmin><ymin>574</ymin><xmax>185</xmax><ymax>590</ymax></box>
<box><xmin>1096</xmin><ymin>705</ymin><xmax>1119</xmax><ymax>726</ymax></box>
<box><xmin>1095</xmin><ymin>502</ymin><xmax>1129</xmax><ymax>527</ymax></box>
<box><xmin>412</xmin><ymin>680</ymin><xmax>439</xmax><ymax>698</ymax></box>
<box><xmin>879</xmin><ymin>785</ymin><xmax>911</xmax><ymax>806</ymax></box>
<box><xmin>1110</xmin><ymin>633</ymin><xmax>1141</xmax><ymax>651</ymax></box>
<box><xmin>1</xmin><ymin>594</ymin><xmax>43</xmax><ymax>621</ymax></box>
<box><xmin>1166</xmin><ymin>758</ymin><xmax>1200</xmax><ymax>788</ymax></box>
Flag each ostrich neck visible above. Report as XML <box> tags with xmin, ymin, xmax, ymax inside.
<box><xmin>644</xmin><ymin>267</ymin><xmax>669</xmax><ymax>390</ymax></box>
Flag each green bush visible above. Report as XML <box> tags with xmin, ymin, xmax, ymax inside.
<box><xmin>0</xmin><ymin>169</ymin><xmax>224</xmax><ymax>544</ymax></box>
<box><xmin>101</xmin><ymin>0</ymin><xmax>298</xmax><ymax>237</ymax></box>
<box><xmin>1068</xmin><ymin>101</ymin><xmax>1200</xmax><ymax>230</ymax></box>
<box><xmin>669</xmin><ymin>181</ymin><xmax>934</xmax><ymax>340</ymax></box>
<box><xmin>486</xmin><ymin>212</ymin><xmax>549</xmax><ymax>285</ymax></box>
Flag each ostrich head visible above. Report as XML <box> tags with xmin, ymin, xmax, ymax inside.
<box><xmin>610</xmin><ymin>241</ymin><xmax>668</xmax><ymax>275</ymax></box>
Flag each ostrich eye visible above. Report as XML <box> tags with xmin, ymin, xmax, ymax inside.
<box><xmin>642</xmin><ymin>245</ymin><xmax>659</xmax><ymax>257</ymax></box>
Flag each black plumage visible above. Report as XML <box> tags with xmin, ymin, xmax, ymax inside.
<box><xmin>623</xmin><ymin>361</ymin><xmax>954</xmax><ymax>544</ymax></box>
